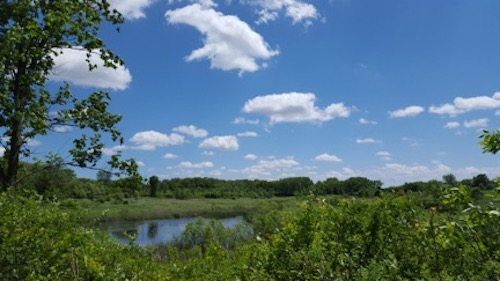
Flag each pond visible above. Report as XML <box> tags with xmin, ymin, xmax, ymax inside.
<box><xmin>105</xmin><ymin>216</ymin><xmax>244</xmax><ymax>246</ymax></box>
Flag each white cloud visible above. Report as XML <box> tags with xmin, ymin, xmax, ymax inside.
<box><xmin>102</xmin><ymin>145</ymin><xmax>127</xmax><ymax>156</ymax></box>
<box><xmin>237</xmin><ymin>131</ymin><xmax>258</xmax><ymax>137</ymax></box>
<box><xmin>109</xmin><ymin>0</ymin><xmax>157</xmax><ymax>20</ymax></box>
<box><xmin>376</xmin><ymin>151</ymin><xmax>391</xmax><ymax>161</ymax></box>
<box><xmin>389</xmin><ymin>105</ymin><xmax>425</xmax><ymax>118</ymax></box>
<box><xmin>255</xmin><ymin>9</ymin><xmax>279</xmax><ymax>24</ymax></box>
<box><xmin>199</xmin><ymin>135</ymin><xmax>239</xmax><ymax>150</ymax></box>
<box><xmin>356</xmin><ymin>138</ymin><xmax>381</xmax><ymax>144</ymax></box>
<box><xmin>173</xmin><ymin>125</ymin><xmax>208</xmax><ymax>138</ymax></box>
<box><xmin>444</xmin><ymin>121</ymin><xmax>460</xmax><ymax>129</ymax></box>
<box><xmin>163</xmin><ymin>153</ymin><xmax>178</xmax><ymax>159</ymax></box>
<box><xmin>53</xmin><ymin>125</ymin><xmax>73</xmax><ymax>133</ymax></box>
<box><xmin>243</xmin><ymin>92</ymin><xmax>351</xmax><ymax>124</ymax></box>
<box><xmin>179</xmin><ymin>161</ymin><xmax>214</xmax><ymax>169</ymax></box>
<box><xmin>246</xmin><ymin>0</ymin><xmax>319</xmax><ymax>25</ymax></box>
<box><xmin>463</xmin><ymin>118</ymin><xmax>488</xmax><ymax>128</ymax></box>
<box><xmin>130</xmin><ymin>130</ymin><xmax>185</xmax><ymax>150</ymax></box>
<box><xmin>27</xmin><ymin>139</ymin><xmax>41</xmax><ymax>147</ymax></box>
<box><xmin>372</xmin><ymin>162</ymin><xmax>452</xmax><ymax>186</ymax></box>
<box><xmin>202</xmin><ymin>151</ymin><xmax>215</xmax><ymax>156</ymax></box>
<box><xmin>453</xmin><ymin>166</ymin><xmax>500</xmax><ymax>180</ymax></box>
<box><xmin>242</xmin><ymin>157</ymin><xmax>299</xmax><ymax>178</ymax></box>
<box><xmin>49</xmin><ymin>48</ymin><xmax>132</xmax><ymax>91</ymax></box>
<box><xmin>359</xmin><ymin>118</ymin><xmax>377</xmax><ymax>125</ymax></box>
<box><xmin>244</xmin><ymin>153</ymin><xmax>257</xmax><ymax>160</ymax></box>
<box><xmin>429</xmin><ymin>92</ymin><xmax>500</xmax><ymax>116</ymax></box>
<box><xmin>232</xmin><ymin>117</ymin><xmax>259</xmax><ymax>125</ymax></box>
<box><xmin>429</xmin><ymin>104</ymin><xmax>464</xmax><ymax>116</ymax></box>
<box><xmin>165</xmin><ymin>3</ymin><xmax>278</xmax><ymax>75</ymax></box>
<box><xmin>315</xmin><ymin>153</ymin><xmax>342</xmax><ymax>163</ymax></box>
<box><xmin>137</xmin><ymin>161</ymin><xmax>145</xmax><ymax>167</ymax></box>
<box><xmin>323</xmin><ymin>167</ymin><xmax>358</xmax><ymax>180</ymax></box>
<box><xmin>0</xmin><ymin>147</ymin><xmax>4</xmax><ymax>157</ymax></box>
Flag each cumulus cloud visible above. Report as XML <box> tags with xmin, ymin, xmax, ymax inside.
<box><xmin>389</xmin><ymin>105</ymin><xmax>425</xmax><ymax>118</ymax></box>
<box><xmin>165</xmin><ymin>3</ymin><xmax>278</xmax><ymax>75</ymax></box>
<box><xmin>27</xmin><ymin>139</ymin><xmax>41</xmax><ymax>147</ymax></box>
<box><xmin>323</xmin><ymin>167</ymin><xmax>358</xmax><ymax>180</ymax></box>
<box><xmin>163</xmin><ymin>153</ymin><xmax>178</xmax><ymax>159</ymax></box>
<box><xmin>102</xmin><ymin>145</ymin><xmax>128</xmax><ymax>156</ymax></box>
<box><xmin>356</xmin><ymin>138</ymin><xmax>381</xmax><ymax>144</ymax></box>
<box><xmin>314</xmin><ymin>153</ymin><xmax>342</xmax><ymax>163</ymax></box>
<box><xmin>376</xmin><ymin>151</ymin><xmax>391</xmax><ymax>161</ymax></box>
<box><xmin>245</xmin><ymin>0</ymin><xmax>319</xmax><ymax>25</ymax></box>
<box><xmin>49</xmin><ymin>48</ymin><xmax>132</xmax><ymax>91</ymax></box>
<box><xmin>370</xmin><ymin>162</ymin><xmax>452</xmax><ymax>186</ymax></box>
<box><xmin>130</xmin><ymin>130</ymin><xmax>185</xmax><ymax>150</ymax></box>
<box><xmin>199</xmin><ymin>135</ymin><xmax>239</xmax><ymax>150</ymax></box>
<box><xmin>244</xmin><ymin>153</ymin><xmax>257</xmax><ymax>160</ymax></box>
<box><xmin>179</xmin><ymin>161</ymin><xmax>214</xmax><ymax>168</ymax></box>
<box><xmin>232</xmin><ymin>117</ymin><xmax>259</xmax><ymax>125</ymax></box>
<box><xmin>52</xmin><ymin>125</ymin><xmax>73</xmax><ymax>133</ymax></box>
<box><xmin>237</xmin><ymin>131</ymin><xmax>258</xmax><ymax>137</ymax></box>
<box><xmin>429</xmin><ymin>92</ymin><xmax>500</xmax><ymax>116</ymax></box>
<box><xmin>173</xmin><ymin>125</ymin><xmax>208</xmax><ymax>138</ymax></box>
<box><xmin>444</xmin><ymin>122</ymin><xmax>460</xmax><ymax>129</ymax></box>
<box><xmin>359</xmin><ymin>118</ymin><xmax>377</xmax><ymax>125</ymax></box>
<box><xmin>243</xmin><ymin>92</ymin><xmax>351</xmax><ymax>124</ymax></box>
<box><xmin>109</xmin><ymin>0</ymin><xmax>157</xmax><ymax>20</ymax></box>
<box><xmin>242</xmin><ymin>157</ymin><xmax>299</xmax><ymax>178</ymax></box>
<box><xmin>463</xmin><ymin>118</ymin><xmax>488</xmax><ymax>128</ymax></box>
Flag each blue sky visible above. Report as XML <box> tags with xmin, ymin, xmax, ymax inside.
<box><xmin>32</xmin><ymin>0</ymin><xmax>500</xmax><ymax>186</ymax></box>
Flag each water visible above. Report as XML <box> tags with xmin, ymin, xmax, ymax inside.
<box><xmin>105</xmin><ymin>216</ymin><xmax>244</xmax><ymax>246</ymax></box>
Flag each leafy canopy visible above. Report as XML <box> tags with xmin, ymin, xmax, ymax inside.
<box><xmin>0</xmin><ymin>0</ymin><xmax>137</xmax><ymax>190</ymax></box>
<box><xmin>480</xmin><ymin>130</ymin><xmax>500</xmax><ymax>155</ymax></box>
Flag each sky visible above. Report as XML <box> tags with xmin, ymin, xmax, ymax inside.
<box><xmin>27</xmin><ymin>0</ymin><xmax>500</xmax><ymax>186</ymax></box>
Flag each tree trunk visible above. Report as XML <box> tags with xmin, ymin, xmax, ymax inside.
<box><xmin>5</xmin><ymin>119</ymin><xmax>23</xmax><ymax>189</ymax></box>
<box><xmin>3</xmin><ymin>61</ymin><xmax>27</xmax><ymax>190</ymax></box>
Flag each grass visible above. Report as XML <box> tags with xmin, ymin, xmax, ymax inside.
<box><xmin>70</xmin><ymin>196</ymin><xmax>301</xmax><ymax>222</ymax></box>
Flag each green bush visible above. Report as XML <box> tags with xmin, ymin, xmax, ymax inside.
<box><xmin>0</xmin><ymin>192</ymin><xmax>164</xmax><ymax>280</ymax></box>
<box><xmin>1</xmin><ymin>187</ymin><xmax>498</xmax><ymax>280</ymax></box>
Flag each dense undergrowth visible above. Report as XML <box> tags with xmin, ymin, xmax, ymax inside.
<box><xmin>1</xmin><ymin>186</ymin><xmax>499</xmax><ymax>280</ymax></box>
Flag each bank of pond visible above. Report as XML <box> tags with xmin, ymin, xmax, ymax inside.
<box><xmin>105</xmin><ymin>216</ymin><xmax>245</xmax><ymax>246</ymax></box>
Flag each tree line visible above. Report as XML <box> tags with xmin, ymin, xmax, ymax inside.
<box><xmin>15</xmin><ymin>158</ymin><xmax>496</xmax><ymax>203</ymax></box>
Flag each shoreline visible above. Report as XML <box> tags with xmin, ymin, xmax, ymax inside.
<box><xmin>66</xmin><ymin>196</ymin><xmax>298</xmax><ymax>223</ymax></box>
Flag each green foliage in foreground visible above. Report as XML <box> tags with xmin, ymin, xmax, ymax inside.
<box><xmin>1</xmin><ymin>188</ymin><xmax>499</xmax><ymax>280</ymax></box>
<box><xmin>0</xmin><ymin>192</ymin><xmax>163</xmax><ymax>280</ymax></box>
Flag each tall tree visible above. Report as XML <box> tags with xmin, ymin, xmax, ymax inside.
<box><xmin>96</xmin><ymin>170</ymin><xmax>112</xmax><ymax>185</ymax></box>
<box><xmin>442</xmin><ymin>173</ymin><xmax>457</xmax><ymax>186</ymax></box>
<box><xmin>0</xmin><ymin>0</ymin><xmax>137</xmax><ymax>190</ymax></box>
<box><xmin>149</xmin><ymin>175</ymin><xmax>159</xmax><ymax>198</ymax></box>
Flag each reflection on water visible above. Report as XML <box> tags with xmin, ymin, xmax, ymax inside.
<box><xmin>106</xmin><ymin>216</ymin><xmax>243</xmax><ymax>246</ymax></box>
<box><xmin>147</xmin><ymin>222</ymin><xmax>158</xmax><ymax>239</ymax></box>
